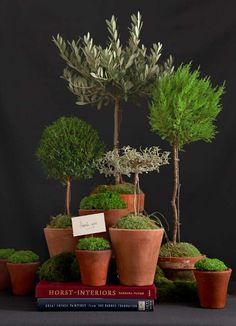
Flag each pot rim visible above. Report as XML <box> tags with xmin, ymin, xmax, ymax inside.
<box><xmin>194</xmin><ymin>268</ymin><xmax>232</xmax><ymax>274</ymax></box>
<box><xmin>7</xmin><ymin>261</ymin><xmax>40</xmax><ymax>266</ymax></box>
<box><xmin>44</xmin><ymin>226</ymin><xmax>73</xmax><ymax>230</ymax></box>
<box><xmin>109</xmin><ymin>227</ymin><xmax>164</xmax><ymax>232</ymax></box>
<box><xmin>75</xmin><ymin>249</ymin><xmax>112</xmax><ymax>253</ymax></box>
<box><xmin>79</xmin><ymin>208</ymin><xmax>129</xmax><ymax>212</ymax></box>
<box><xmin>159</xmin><ymin>255</ymin><xmax>206</xmax><ymax>260</ymax></box>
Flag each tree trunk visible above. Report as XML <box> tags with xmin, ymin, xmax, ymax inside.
<box><xmin>171</xmin><ymin>144</ymin><xmax>180</xmax><ymax>244</ymax></box>
<box><xmin>114</xmin><ymin>96</ymin><xmax>122</xmax><ymax>184</ymax></box>
<box><xmin>65</xmin><ymin>177</ymin><xmax>71</xmax><ymax>216</ymax></box>
<box><xmin>133</xmin><ymin>173</ymin><xmax>139</xmax><ymax>216</ymax></box>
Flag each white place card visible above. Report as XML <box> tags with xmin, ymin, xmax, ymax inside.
<box><xmin>71</xmin><ymin>213</ymin><xmax>106</xmax><ymax>237</ymax></box>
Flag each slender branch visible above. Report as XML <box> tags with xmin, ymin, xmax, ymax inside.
<box><xmin>171</xmin><ymin>144</ymin><xmax>179</xmax><ymax>244</ymax></box>
<box><xmin>114</xmin><ymin>96</ymin><xmax>122</xmax><ymax>184</ymax></box>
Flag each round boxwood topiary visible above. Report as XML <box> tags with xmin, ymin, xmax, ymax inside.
<box><xmin>39</xmin><ymin>252</ymin><xmax>80</xmax><ymax>282</ymax></box>
<box><xmin>195</xmin><ymin>258</ymin><xmax>227</xmax><ymax>272</ymax></box>
<box><xmin>0</xmin><ymin>248</ymin><xmax>15</xmax><ymax>260</ymax></box>
<box><xmin>47</xmin><ymin>214</ymin><xmax>72</xmax><ymax>228</ymax></box>
<box><xmin>160</xmin><ymin>242</ymin><xmax>201</xmax><ymax>257</ymax></box>
<box><xmin>8</xmin><ymin>250</ymin><xmax>39</xmax><ymax>264</ymax></box>
<box><xmin>92</xmin><ymin>183</ymin><xmax>143</xmax><ymax>195</ymax></box>
<box><xmin>80</xmin><ymin>191</ymin><xmax>127</xmax><ymax>210</ymax></box>
<box><xmin>77</xmin><ymin>237</ymin><xmax>111</xmax><ymax>251</ymax></box>
<box><xmin>113</xmin><ymin>214</ymin><xmax>158</xmax><ymax>230</ymax></box>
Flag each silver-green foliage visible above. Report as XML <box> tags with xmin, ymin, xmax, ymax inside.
<box><xmin>36</xmin><ymin>117</ymin><xmax>105</xmax><ymax>184</ymax></box>
<box><xmin>149</xmin><ymin>64</ymin><xmax>225</xmax><ymax>149</ymax></box>
<box><xmin>52</xmin><ymin>12</ymin><xmax>173</xmax><ymax>109</ymax></box>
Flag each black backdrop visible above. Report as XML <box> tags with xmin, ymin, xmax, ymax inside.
<box><xmin>0</xmin><ymin>0</ymin><xmax>235</xmax><ymax>279</ymax></box>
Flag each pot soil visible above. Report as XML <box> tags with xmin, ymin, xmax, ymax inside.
<box><xmin>120</xmin><ymin>194</ymin><xmax>145</xmax><ymax>213</ymax></box>
<box><xmin>76</xmin><ymin>249</ymin><xmax>112</xmax><ymax>286</ymax></box>
<box><xmin>194</xmin><ymin>268</ymin><xmax>232</xmax><ymax>308</ymax></box>
<box><xmin>7</xmin><ymin>262</ymin><xmax>40</xmax><ymax>295</ymax></box>
<box><xmin>158</xmin><ymin>255</ymin><xmax>205</xmax><ymax>281</ymax></box>
<box><xmin>0</xmin><ymin>259</ymin><xmax>11</xmax><ymax>290</ymax></box>
<box><xmin>109</xmin><ymin>228</ymin><xmax>164</xmax><ymax>286</ymax></box>
<box><xmin>44</xmin><ymin>227</ymin><xmax>78</xmax><ymax>257</ymax></box>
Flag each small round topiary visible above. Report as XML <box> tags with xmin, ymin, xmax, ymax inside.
<box><xmin>195</xmin><ymin>258</ymin><xmax>227</xmax><ymax>272</ymax></box>
<box><xmin>0</xmin><ymin>248</ymin><xmax>15</xmax><ymax>260</ymax></box>
<box><xmin>92</xmin><ymin>183</ymin><xmax>143</xmax><ymax>195</ymax></box>
<box><xmin>77</xmin><ymin>237</ymin><xmax>111</xmax><ymax>251</ymax></box>
<box><xmin>8</xmin><ymin>250</ymin><xmax>39</xmax><ymax>264</ymax></box>
<box><xmin>47</xmin><ymin>214</ymin><xmax>72</xmax><ymax>228</ymax></box>
<box><xmin>39</xmin><ymin>252</ymin><xmax>80</xmax><ymax>282</ymax></box>
<box><xmin>80</xmin><ymin>191</ymin><xmax>127</xmax><ymax>210</ymax></box>
<box><xmin>113</xmin><ymin>214</ymin><xmax>158</xmax><ymax>230</ymax></box>
<box><xmin>160</xmin><ymin>242</ymin><xmax>201</xmax><ymax>257</ymax></box>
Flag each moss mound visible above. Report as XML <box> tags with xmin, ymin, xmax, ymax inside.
<box><xmin>39</xmin><ymin>252</ymin><xmax>80</xmax><ymax>282</ymax></box>
<box><xmin>77</xmin><ymin>237</ymin><xmax>111</xmax><ymax>251</ymax></box>
<box><xmin>160</xmin><ymin>242</ymin><xmax>201</xmax><ymax>257</ymax></box>
<box><xmin>92</xmin><ymin>183</ymin><xmax>143</xmax><ymax>195</ymax></box>
<box><xmin>195</xmin><ymin>258</ymin><xmax>227</xmax><ymax>271</ymax></box>
<box><xmin>80</xmin><ymin>191</ymin><xmax>127</xmax><ymax>209</ymax></box>
<box><xmin>0</xmin><ymin>248</ymin><xmax>15</xmax><ymax>260</ymax></box>
<box><xmin>47</xmin><ymin>214</ymin><xmax>72</xmax><ymax>228</ymax></box>
<box><xmin>8</xmin><ymin>250</ymin><xmax>39</xmax><ymax>264</ymax></box>
<box><xmin>114</xmin><ymin>214</ymin><xmax>158</xmax><ymax>229</ymax></box>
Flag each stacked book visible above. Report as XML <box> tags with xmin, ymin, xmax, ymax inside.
<box><xmin>35</xmin><ymin>281</ymin><xmax>156</xmax><ymax>311</ymax></box>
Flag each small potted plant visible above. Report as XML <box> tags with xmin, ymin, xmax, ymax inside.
<box><xmin>194</xmin><ymin>258</ymin><xmax>232</xmax><ymax>308</ymax></box>
<box><xmin>109</xmin><ymin>214</ymin><xmax>164</xmax><ymax>286</ymax></box>
<box><xmin>7</xmin><ymin>250</ymin><xmax>40</xmax><ymax>295</ymax></box>
<box><xmin>0</xmin><ymin>248</ymin><xmax>15</xmax><ymax>290</ymax></box>
<box><xmin>75</xmin><ymin>237</ymin><xmax>112</xmax><ymax>286</ymax></box>
<box><xmin>36</xmin><ymin>116</ymin><xmax>105</xmax><ymax>256</ymax></box>
<box><xmin>79</xmin><ymin>191</ymin><xmax>129</xmax><ymax>236</ymax></box>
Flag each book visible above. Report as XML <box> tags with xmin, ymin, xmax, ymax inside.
<box><xmin>37</xmin><ymin>298</ymin><xmax>154</xmax><ymax>311</ymax></box>
<box><xmin>35</xmin><ymin>281</ymin><xmax>157</xmax><ymax>299</ymax></box>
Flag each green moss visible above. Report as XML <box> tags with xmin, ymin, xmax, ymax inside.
<box><xmin>77</xmin><ymin>237</ymin><xmax>111</xmax><ymax>251</ymax></box>
<box><xmin>0</xmin><ymin>248</ymin><xmax>15</xmax><ymax>260</ymax></box>
<box><xmin>39</xmin><ymin>253</ymin><xmax>80</xmax><ymax>282</ymax></box>
<box><xmin>195</xmin><ymin>258</ymin><xmax>227</xmax><ymax>271</ymax></box>
<box><xmin>160</xmin><ymin>242</ymin><xmax>201</xmax><ymax>257</ymax></box>
<box><xmin>47</xmin><ymin>214</ymin><xmax>72</xmax><ymax>228</ymax></box>
<box><xmin>8</xmin><ymin>250</ymin><xmax>39</xmax><ymax>264</ymax></box>
<box><xmin>113</xmin><ymin>214</ymin><xmax>158</xmax><ymax>229</ymax></box>
<box><xmin>92</xmin><ymin>183</ymin><xmax>143</xmax><ymax>195</ymax></box>
<box><xmin>80</xmin><ymin>191</ymin><xmax>127</xmax><ymax>209</ymax></box>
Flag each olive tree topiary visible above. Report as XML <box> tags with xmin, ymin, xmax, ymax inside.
<box><xmin>53</xmin><ymin>12</ymin><xmax>173</xmax><ymax>183</ymax></box>
<box><xmin>36</xmin><ymin>117</ymin><xmax>105</xmax><ymax>216</ymax></box>
<box><xmin>149</xmin><ymin>64</ymin><xmax>225</xmax><ymax>244</ymax></box>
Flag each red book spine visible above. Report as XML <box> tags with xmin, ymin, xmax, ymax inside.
<box><xmin>35</xmin><ymin>282</ymin><xmax>157</xmax><ymax>299</ymax></box>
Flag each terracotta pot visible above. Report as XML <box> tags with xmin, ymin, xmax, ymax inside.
<box><xmin>0</xmin><ymin>259</ymin><xmax>11</xmax><ymax>290</ymax></box>
<box><xmin>44</xmin><ymin>227</ymin><xmax>78</xmax><ymax>257</ymax></box>
<box><xmin>120</xmin><ymin>194</ymin><xmax>145</xmax><ymax>213</ymax></box>
<box><xmin>79</xmin><ymin>209</ymin><xmax>129</xmax><ymax>238</ymax></box>
<box><xmin>109</xmin><ymin>228</ymin><xmax>164</xmax><ymax>286</ymax></box>
<box><xmin>75</xmin><ymin>249</ymin><xmax>112</xmax><ymax>286</ymax></box>
<box><xmin>194</xmin><ymin>268</ymin><xmax>232</xmax><ymax>308</ymax></box>
<box><xmin>7</xmin><ymin>262</ymin><xmax>40</xmax><ymax>295</ymax></box>
<box><xmin>158</xmin><ymin>255</ymin><xmax>206</xmax><ymax>281</ymax></box>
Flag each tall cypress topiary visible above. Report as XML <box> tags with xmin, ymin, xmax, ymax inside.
<box><xmin>149</xmin><ymin>64</ymin><xmax>225</xmax><ymax>244</ymax></box>
<box><xmin>36</xmin><ymin>117</ymin><xmax>105</xmax><ymax>216</ymax></box>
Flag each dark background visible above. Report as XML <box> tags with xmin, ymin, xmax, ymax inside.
<box><xmin>0</xmin><ymin>0</ymin><xmax>235</xmax><ymax>279</ymax></box>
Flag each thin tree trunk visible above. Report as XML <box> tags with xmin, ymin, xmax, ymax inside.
<box><xmin>133</xmin><ymin>173</ymin><xmax>139</xmax><ymax>216</ymax></box>
<box><xmin>65</xmin><ymin>177</ymin><xmax>71</xmax><ymax>216</ymax></box>
<box><xmin>114</xmin><ymin>96</ymin><xmax>122</xmax><ymax>184</ymax></box>
<box><xmin>171</xmin><ymin>144</ymin><xmax>180</xmax><ymax>244</ymax></box>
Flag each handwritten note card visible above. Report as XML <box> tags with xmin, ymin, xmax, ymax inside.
<box><xmin>71</xmin><ymin>213</ymin><xmax>106</xmax><ymax>237</ymax></box>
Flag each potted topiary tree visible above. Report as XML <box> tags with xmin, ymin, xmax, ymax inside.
<box><xmin>7</xmin><ymin>250</ymin><xmax>40</xmax><ymax>295</ymax></box>
<box><xmin>36</xmin><ymin>116</ymin><xmax>105</xmax><ymax>256</ymax></box>
<box><xmin>52</xmin><ymin>12</ymin><xmax>173</xmax><ymax>183</ymax></box>
<box><xmin>194</xmin><ymin>258</ymin><xmax>232</xmax><ymax>308</ymax></box>
<box><xmin>96</xmin><ymin>146</ymin><xmax>170</xmax><ymax>214</ymax></box>
<box><xmin>109</xmin><ymin>215</ymin><xmax>164</xmax><ymax>286</ymax></box>
<box><xmin>0</xmin><ymin>248</ymin><xmax>15</xmax><ymax>290</ymax></box>
<box><xmin>75</xmin><ymin>237</ymin><xmax>112</xmax><ymax>286</ymax></box>
<box><xmin>149</xmin><ymin>63</ymin><xmax>225</xmax><ymax>272</ymax></box>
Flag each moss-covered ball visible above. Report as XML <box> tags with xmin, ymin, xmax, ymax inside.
<box><xmin>47</xmin><ymin>214</ymin><xmax>72</xmax><ymax>228</ymax></box>
<box><xmin>0</xmin><ymin>248</ymin><xmax>15</xmax><ymax>260</ymax></box>
<box><xmin>160</xmin><ymin>242</ymin><xmax>201</xmax><ymax>257</ymax></box>
<box><xmin>8</xmin><ymin>250</ymin><xmax>39</xmax><ymax>264</ymax></box>
<box><xmin>195</xmin><ymin>258</ymin><xmax>227</xmax><ymax>271</ymax></box>
<box><xmin>77</xmin><ymin>237</ymin><xmax>111</xmax><ymax>251</ymax></box>
<box><xmin>114</xmin><ymin>214</ymin><xmax>158</xmax><ymax>229</ymax></box>
<box><xmin>80</xmin><ymin>191</ymin><xmax>127</xmax><ymax>210</ymax></box>
<box><xmin>92</xmin><ymin>183</ymin><xmax>143</xmax><ymax>195</ymax></box>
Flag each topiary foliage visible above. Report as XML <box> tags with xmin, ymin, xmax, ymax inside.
<box><xmin>39</xmin><ymin>252</ymin><xmax>80</xmax><ymax>282</ymax></box>
<box><xmin>92</xmin><ymin>183</ymin><xmax>143</xmax><ymax>195</ymax></box>
<box><xmin>0</xmin><ymin>248</ymin><xmax>15</xmax><ymax>260</ymax></box>
<box><xmin>160</xmin><ymin>242</ymin><xmax>201</xmax><ymax>257</ymax></box>
<box><xmin>113</xmin><ymin>214</ymin><xmax>158</xmax><ymax>229</ymax></box>
<box><xmin>8</xmin><ymin>250</ymin><xmax>39</xmax><ymax>264</ymax></box>
<box><xmin>77</xmin><ymin>237</ymin><xmax>111</xmax><ymax>251</ymax></box>
<box><xmin>80</xmin><ymin>191</ymin><xmax>127</xmax><ymax>210</ymax></box>
<box><xmin>47</xmin><ymin>214</ymin><xmax>72</xmax><ymax>228</ymax></box>
<box><xmin>195</xmin><ymin>258</ymin><xmax>227</xmax><ymax>271</ymax></box>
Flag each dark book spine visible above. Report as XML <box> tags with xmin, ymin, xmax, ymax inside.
<box><xmin>37</xmin><ymin>298</ymin><xmax>154</xmax><ymax>311</ymax></box>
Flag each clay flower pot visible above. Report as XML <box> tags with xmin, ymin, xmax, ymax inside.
<box><xmin>75</xmin><ymin>249</ymin><xmax>112</xmax><ymax>286</ymax></box>
<box><xmin>109</xmin><ymin>228</ymin><xmax>164</xmax><ymax>286</ymax></box>
<box><xmin>0</xmin><ymin>259</ymin><xmax>11</xmax><ymax>290</ymax></box>
<box><xmin>44</xmin><ymin>227</ymin><xmax>78</xmax><ymax>257</ymax></box>
<box><xmin>7</xmin><ymin>262</ymin><xmax>40</xmax><ymax>295</ymax></box>
<box><xmin>194</xmin><ymin>268</ymin><xmax>232</xmax><ymax>308</ymax></box>
<box><xmin>120</xmin><ymin>194</ymin><xmax>145</xmax><ymax>213</ymax></box>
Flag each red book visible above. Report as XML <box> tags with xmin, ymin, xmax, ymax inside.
<box><xmin>35</xmin><ymin>281</ymin><xmax>157</xmax><ymax>300</ymax></box>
